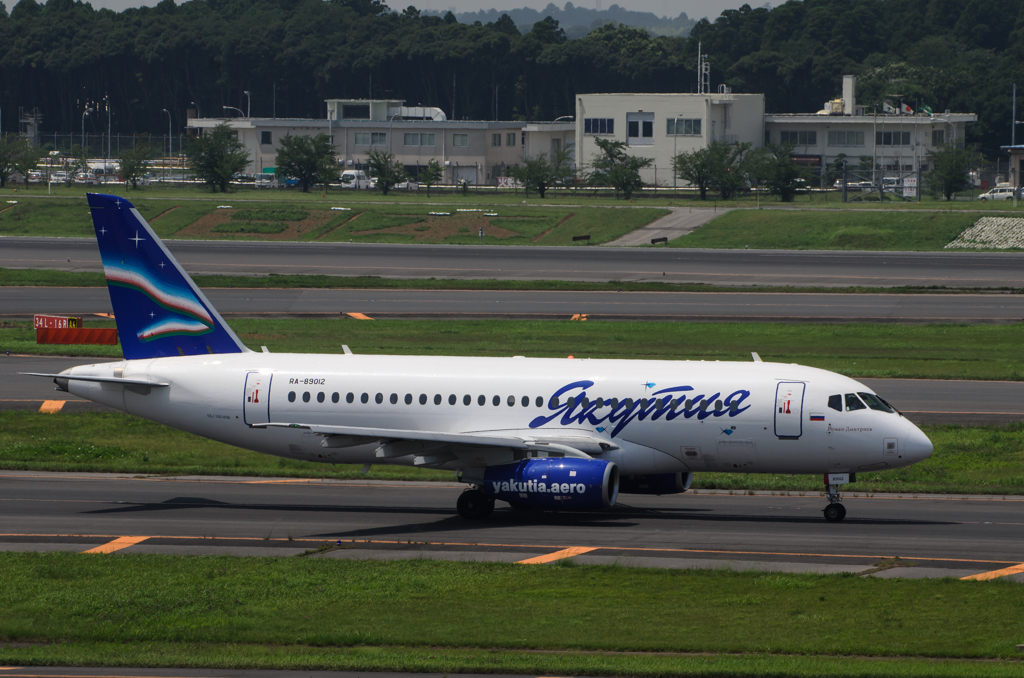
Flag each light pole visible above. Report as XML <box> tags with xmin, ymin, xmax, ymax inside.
<box><xmin>222</xmin><ymin>106</ymin><xmax>244</xmax><ymax>117</ymax></box>
<box><xmin>191</xmin><ymin>101</ymin><xmax>200</xmax><ymax>118</ymax></box>
<box><xmin>243</xmin><ymin>91</ymin><xmax>251</xmax><ymax>118</ymax></box>
<box><xmin>163</xmin><ymin>109</ymin><xmax>171</xmax><ymax>182</ymax></box>
<box><xmin>104</xmin><ymin>96</ymin><xmax>110</xmax><ymax>163</ymax></box>
<box><xmin>81</xmin><ymin>107</ymin><xmax>92</xmax><ymax>156</ymax></box>
<box><xmin>388</xmin><ymin>113</ymin><xmax>399</xmax><ymax>153</ymax></box>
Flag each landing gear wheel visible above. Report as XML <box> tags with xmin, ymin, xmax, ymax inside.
<box><xmin>457</xmin><ymin>489</ymin><xmax>494</xmax><ymax>520</ymax></box>
<box><xmin>823</xmin><ymin>503</ymin><xmax>847</xmax><ymax>522</ymax></box>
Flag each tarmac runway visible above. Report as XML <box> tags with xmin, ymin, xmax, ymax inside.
<box><xmin>4</xmin><ymin>236</ymin><xmax>1024</xmax><ymax>288</ymax></box>
<box><xmin>2</xmin><ymin>471</ymin><xmax>1022</xmax><ymax>580</ymax></box>
<box><xmin>5</xmin><ymin>355</ymin><xmax>1024</xmax><ymax>425</ymax></box>
<box><xmin>5</xmin><ymin>286</ymin><xmax>1024</xmax><ymax>323</ymax></box>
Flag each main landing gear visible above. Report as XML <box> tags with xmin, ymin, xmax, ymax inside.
<box><xmin>457</xmin><ymin>488</ymin><xmax>494</xmax><ymax>520</ymax></box>
<box><xmin>823</xmin><ymin>483</ymin><xmax>847</xmax><ymax>522</ymax></box>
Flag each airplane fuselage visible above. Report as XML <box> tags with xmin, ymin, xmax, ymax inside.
<box><xmin>62</xmin><ymin>352</ymin><xmax>932</xmax><ymax>477</ymax></box>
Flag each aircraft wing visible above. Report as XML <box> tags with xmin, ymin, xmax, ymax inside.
<box><xmin>253</xmin><ymin>422</ymin><xmax>616</xmax><ymax>466</ymax></box>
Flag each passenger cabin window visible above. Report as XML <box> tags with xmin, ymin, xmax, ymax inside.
<box><xmin>858</xmin><ymin>392</ymin><xmax>895</xmax><ymax>413</ymax></box>
<box><xmin>844</xmin><ymin>393</ymin><xmax>866</xmax><ymax>411</ymax></box>
<box><xmin>828</xmin><ymin>394</ymin><xmax>842</xmax><ymax>412</ymax></box>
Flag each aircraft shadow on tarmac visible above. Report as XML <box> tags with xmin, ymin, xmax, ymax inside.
<box><xmin>82</xmin><ymin>496</ymin><xmax>954</xmax><ymax>535</ymax></box>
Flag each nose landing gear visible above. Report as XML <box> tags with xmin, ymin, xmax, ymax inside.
<box><xmin>823</xmin><ymin>482</ymin><xmax>846</xmax><ymax>522</ymax></box>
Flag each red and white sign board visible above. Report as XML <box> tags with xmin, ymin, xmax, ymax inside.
<box><xmin>34</xmin><ymin>315</ymin><xmax>82</xmax><ymax>329</ymax></box>
<box><xmin>903</xmin><ymin>176</ymin><xmax>917</xmax><ymax>198</ymax></box>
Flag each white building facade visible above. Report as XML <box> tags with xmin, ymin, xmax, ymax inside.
<box><xmin>188</xmin><ymin>99</ymin><xmax>574</xmax><ymax>185</ymax></box>
<box><xmin>574</xmin><ymin>92</ymin><xmax>766</xmax><ymax>185</ymax></box>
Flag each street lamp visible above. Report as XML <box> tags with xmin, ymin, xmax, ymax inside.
<box><xmin>191</xmin><ymin>101</ymin><xmax>201</xmax><ymax>118</ymax></box>
<box><xmin>162</xmin><ymin>109</ymin><xmax>172</xmax><ymax>182</ymax></box>
<box><xmin>103</xmin><ymin>95</ymin><xmax>110</xmax><ymax>162</ymax></box>
<box><xmin>81</xmin><ymin>107</ymin><xmax>93</xmax><ymax>155</ymax></box>
<box><xmin>222</xmin><ymin>106</ymin><xmax>245</xmax><ymax>117</ymax></box>
<box><xmin>243</xmin><ymin>91</ymin><xmax>251</xmax><ymax>118</ymax></box>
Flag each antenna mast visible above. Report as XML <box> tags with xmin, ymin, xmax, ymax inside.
<box><xmin>697</xmin><ymin>42</ymin><xmax>710</xmax><ymax>94</ymax></box>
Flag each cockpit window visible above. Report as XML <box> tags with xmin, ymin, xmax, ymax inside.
<box><xmin>844</xmin><ymin>393</ymin><xmax>866</xmax><ymax>411</ymax></box>
<box><xmin>858</xmin><ymin>392</ymin><xmax>895</xmax><ymax>413</ymax></box>
<box><xmin>828</xmin><ymin>394</ymin><xmax>842</xmax><ymax>412</ymax></box>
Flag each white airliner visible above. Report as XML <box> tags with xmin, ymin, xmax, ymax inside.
<box><xmin>30</xmin><ymin>194</ymin><xmax>933</xmax><ymax>522</ymax></box>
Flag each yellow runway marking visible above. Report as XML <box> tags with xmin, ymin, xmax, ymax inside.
<box><xmin>517</xmin><ymin>546</ymin><xmax>597</xmax><ymax>564</ymax></box>
<box><xmin>344</xmin><ymin>312</ymin><xmax>373</xmax><ymax>320</ymax></box>
<box><xmin>961</xmin><ymin>563</ymin><xmax>1024</xmax><ymax>581</ymax></box>
<box><xmin>0</xmin><ymin>531</ymin><xmax>1018</xmax><ymax>567</ymax></box>
<box><xmin>37</xmin><ymin>400</ymin><xmax>65</xmax><ymax>414</ymax></box>
<box><xmin>81</xmin><ymin>536</ymin><xmax>149</xmax><ymax>554</ymax></box>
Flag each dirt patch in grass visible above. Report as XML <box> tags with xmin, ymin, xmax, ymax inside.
<box><xmin>175</xmin><ymin>209</ymin><xmax>335</xmax><ymax>240</ymax></box>
<box><xmin>149</xmin><ymin>206</ymin><xmax>178</xmax><ymax>222</ymax></box>
<box><xmin>350</xmin><ymin>214</ymin><xmax>521</xmax><ymax>241</ymax></box>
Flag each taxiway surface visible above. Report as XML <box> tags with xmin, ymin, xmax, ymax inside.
<box><xmin>5</xmin><ymin>286</ymin><xmax>1024</xmax><ymax>323</ymax></box>
<box><xmin>2</xmin><ymin>471</ymin><xmax>1022</xmax><ymax>580</ymax></box>
<box><xmin>4</xmin><ymin>237</ymin><xmax>1024</xmax><ymax>288</ymax></box>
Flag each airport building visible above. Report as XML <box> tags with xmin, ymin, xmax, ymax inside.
<box><xmin>187</xmin><ymin>78</ymin><xmax>976</xmax><ymax>186</ymax></box>
<box><xmin>187</xmin><ymin>99</ymin><xmax>574</xmax><ymax>185</ymax></box>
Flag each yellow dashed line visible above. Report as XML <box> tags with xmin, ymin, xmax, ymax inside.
<box><xmin>517</xmin><ymin>546</ymin><xmax>597</xmax><ymax>564</ymax></box>
<box><xmin>961</xmin><ymin>563</ymin><xmax>1024</xmax><ymax>581</ymax></box>
<box><xmin>81</xmin><ymin>536</ymin><xmax>149</xmax><ymax>554</ymax></box>
<box><xmin>345</xmin><ymin>312</ymin><xmax>373</xmax><ymax>320</ymax></box>
<box><xmin>37</xmin><ymin>400</ymin><xmax>66</xmax><ymax>414</ymax></box>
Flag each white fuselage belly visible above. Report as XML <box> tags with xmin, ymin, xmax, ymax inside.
<box><xmin>65</xmin><ymin>352</ymin><xmax>931</xmax><ymax>476</ymax></box>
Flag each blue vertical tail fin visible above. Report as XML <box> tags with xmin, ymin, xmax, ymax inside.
<box><xmin>87</xmin><ymin>193</ymin><xmax>250</xmax><ymax>360</ymax></box>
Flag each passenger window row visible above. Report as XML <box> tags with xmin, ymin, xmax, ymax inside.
<box><xmin>285</xmin><ymin>391</ymin><xmax>738</xmax><ymax>413</ymax></box>
<box><xmin>827</xmin><ymin>392</ymin><xmax>895</xmax><ymax>413</ymax></box>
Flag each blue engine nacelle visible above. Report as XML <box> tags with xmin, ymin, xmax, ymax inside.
<box><xmin>479</xmin><ymin>458</ymin><xmax>619</xmax><ymax>510</ymax></box>
<box><xmin>619</xmin><ymin>472</ymin><xmax>693</xmax><ymax>495</ymax></box>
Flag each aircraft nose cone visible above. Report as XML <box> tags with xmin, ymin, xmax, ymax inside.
<box><xmin>906</xmin><ymin>425</ymin><xmax>933</xmax><ymax>462</ymax></box>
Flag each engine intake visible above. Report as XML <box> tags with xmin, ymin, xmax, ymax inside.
<box><xmin>479</xmin><ymin>458</ymin><xmax>618</xmax><ymax>510</ymax></box>
<box><xmin>619</xmin><ymin>472</ymin><xmax>692</xmax><ymax>495</ymax></box>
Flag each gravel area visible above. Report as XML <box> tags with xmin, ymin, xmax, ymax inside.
<box><xmin>946</xmin><ymin>216</ymin><xmax>1024</xmax><ymax>249</ymax></box>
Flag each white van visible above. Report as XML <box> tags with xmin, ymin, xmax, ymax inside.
<box><xmin>339</xmin><ymin>170</ymin><xmax>376</xmax><ymax>189</ymax></box>
<box><xmin>979</xmin><ymin>186</ymin><xmax>1017</xmax><ymax>201</ymax></box>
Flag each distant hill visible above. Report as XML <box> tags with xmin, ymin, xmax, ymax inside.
<box><xmin>427</xmin><ymin>3</ymin><xmax>698</xmax><ymax>38</ymax></box>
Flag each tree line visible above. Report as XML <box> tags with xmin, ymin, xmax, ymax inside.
<box><xmin>2</xmin><ymin>0</ymin><xmax>1024</xmax><ymax>159</ymax></box>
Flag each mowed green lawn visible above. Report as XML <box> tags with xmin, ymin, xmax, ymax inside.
<box><xmin>673</xmin><ymin>209</ymin><xmax>983</xmax><ymax>250</ymax></box>
<box><xmin>5</xmin><ymin>318</ymin><xmax>1024</xmax><ymax>381</ymax></box>
<box><xmin>2</xmin><ymin>410</ymin><xmax>1022</xmax><ymax>494</ymax></box>
<box><xmin>0</xmin><ymin>196</ymin><xmax>664</xmax><ymax>245</ymax></box>
<box><xmin>1</xmin><ymin>552</ymin><xmax>1023</xmax><ymax>678</ymax></box>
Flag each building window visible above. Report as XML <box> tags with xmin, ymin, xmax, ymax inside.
<box><xmin>551</xmin><ymin>138</ymin><xmax>561</xmax><ymax>154</ymax></box>
<box><xmin>371</xmin><ymin>132</ymin><xmax>386</xmax><ymax>146</ymax></box>
<box><xmin>584</xmin><ymin>118</ymin><xmax>614</xmax><ymax>135</ymax></box>
<box><xmin>764</xmin><ymin>130</ymin><xmax>771</xmax><ymax>145</ymax></box>
<box><xmin>780</xmin><ymin>130</ymin><xmax>817</xmax><ymax>145</ymax></box>
<box><xmin>260</xmin><ymin>131</ymin><xmax>272</xmax><ymax>145</ymax></box>
<box><xmin>827</xmin><ymin>130</ymin><xmax>865</xmax><ymax>146</ymax></box>
<box><xmin>492</xmin><ymin>133</ymin><xmax>501</xmax><ymax>147</ymax></box>
<box><xmin>453</xmin><ymin>133</ymin><xmax>469</xmax><ymax>147</ymax></box>
<box><xmin>354</xmin><ymin>132</ymin><xmax>370</xmax><ymax>146</ymax></box>
<box><xmin>420</xmin><ymin>133</ymin><xmax>435</xmax><ymax>146</ymax></box>
<box><xmin>932</xmin><ymin>129</ymin><xmax>945</xmax><ymax>146</ymax></box>
<box><xmin>667</xmin><ymin>118</ymin><xmax>702</xmax><ymax>136</ymax></box>
<box><xmin>507</xmin><ymin>132</ymin><xmax>516</xmax><ymax>146</ymax></box>
<box><xmin>404</xmin><ymin>132</ymin><xmax>419</xmax><ymax>146</ymax></box>
<box><xmin>626</xmin><ymin>113</ymin><xmax>654</xmax><ymax>145</ymax></box>
<box><xmin>876</xmin><ymin>131</ymin><xmax>911</xmax><ymax>146</ymax></box>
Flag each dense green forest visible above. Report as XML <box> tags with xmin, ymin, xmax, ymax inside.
<box><xmin>1</xmin><ymin>0</ymin><xmax>1023</xmax><ymax>156</ymax></box>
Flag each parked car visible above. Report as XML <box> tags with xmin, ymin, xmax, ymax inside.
<box><xmin>50</xmin><ymin>171</ymin><xmax>68</xmax><ymax>183</ymax></box>
<box><xmin>74</xmin><ymin>171</ymin><xmax>99</xmax><ymax>185</ymax></box>
<box><xmin>253</xmin><ymin>174</ymin><xmax>278</xmax><ymax>189</ymax></box>
<box><xmin>27</xmin><ymin>170</ymin><xmax>43</xmax><ymax>184</ymax></box>
<box><xmin>979</xmin><ymin>186</ymin><xmax>1017</xmax><ymax>201</ymax></box>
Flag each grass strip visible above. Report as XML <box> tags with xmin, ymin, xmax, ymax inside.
<box><xmin>671</xmin><ymin>210</ymin><xmax>988</xmax><ymax>251</ymax></box>
<box><xmin>4</xmin><ymin>267</ymin><xmax>1022</xmax><ymax>295</ymax></box>
<box><xmin>1</xmin><ymin>553</ymin><xmax>1023</xmax><ymax>661</ymax></box>
<box><xmin>4</xmin><ymin>318</ymin><xmax>1024</xmax><ymax>381</ymax></box>
<box><xmin>4</xmin><ymin>641</ymin><xmax>1024</xmax><ymax>678</ymax></box>
<box><xmin>2</xmin><ymin>412</ymin><xmax>1023</xmax><ymax>495</ymax></box>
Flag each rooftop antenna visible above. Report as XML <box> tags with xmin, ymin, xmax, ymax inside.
<box><xmin>697</xmin><ymin>42</ymin><xmax>710</xmax><ymax>95</ymax></box>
